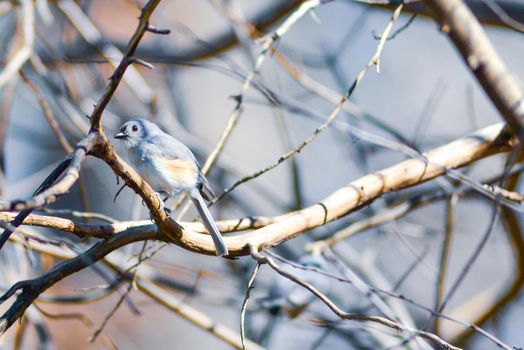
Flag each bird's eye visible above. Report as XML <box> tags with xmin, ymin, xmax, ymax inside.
<box><xmin>132</xmin><ymin>125</ymin><xmax>139</xmax><ymax>132</ymax></box>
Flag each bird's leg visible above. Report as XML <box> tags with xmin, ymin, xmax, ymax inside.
<box><xmin>149</xmin><ymin>193</ymin><xmax>169</xmax><ymax>221</ymax></box>
<box><xmin>155</xmin><ymin>192</ymin><xmax>172</xmax><ymax>216</ymax></box>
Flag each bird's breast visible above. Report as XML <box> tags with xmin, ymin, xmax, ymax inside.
<box><xmin>127</xmin><ymin>146</ymin><xmax>198</xmax><ymax>195</ymax></box>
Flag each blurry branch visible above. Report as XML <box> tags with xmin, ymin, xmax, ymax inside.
<box><xmin>135</xmin><ymin>276</ymin><xmax>265</xmax><ymax>350</ymax></box>
<box><xmin>314</xmin><ymin>249</ymin><xmax>431</xmax><ymax>348</ymax></box>
<box><xmin>19</xmin><ymin>71</ymin><xmax>73</xmax><ymax>153</ymax></box>
<box><xmin>272</xmin><ymin>47</ymin><xmax>413</xmax><ymax>147</ymax></box>
<box><xmin>249</xmin><ymin>245</ymin><xmax>462</xmax><ymax>350</ymax></box>
<box><xmin>33</xmin><ymin>304</ymin><xmax>93</xmax><ymax>328</ymax></box>
<box><xmin>0</xmin><ymin>80</ymin><xmax>16</xmax><ymax>182</ymax></box>
<box><xmin>59</xmin><ymin>0</ymin><xmax>304</xmax><ymax>63</ymax></box>
<box><xmin>0</xmin><ymin>0</ymin><xmax>34</xmax><ymax>87</ymax></box>
<box><xmin>427</xmin><ymin>0</ymin><xmax>524</xmax><ymax>136</ymax></box>
<box><xmin>88</xmin><ymin>243</ymin><xmax>146</xmax><ymax>343</ymax></box>
<box><xmin>217</xmin><ymin>0</ymin><xmax>305</xmax><ymax>209</ymax></box>
<box><xmin>40</xmin><ymin>208</ymin><xmax>117</xmax><ymax>223</ymax></box>
<box><xmin>212</xmin><ymin>3</ymin><xmax>404</xmax><ymax>204</ymax></box>
<box><xmin>477</xmin><ymin>0</ymin><xmax>524</xmax><ymax>33</ymax></box>
<box><xmin>201</xmin><ymin>0</ymin><xmax>329</xmax><ymax>176</ymax></box>
<box><xmin>56</xmin><ymin>1</ymin><xmax>524</xmax><ymax>63</ymax></box>
<box><xmin>57</xmin><ymin>0</ymin><xmax>156</xmax><ymax>109</ymax></box>
<box><xmin>12</xmin><ymin>315</ymin><xmax>28</xmax><ymax>350</ymax></box>
<box><xmin>451</xmin><ymin>151</ymin><xmax>524</xmax><ymax>345</ymax></box>
<box><xmin>0</xmin><ymin>212</ymin><xmax>282</xmax><ymax>237</ymax></box>
<box><xmin>435</xmin><ymin>194</ymin><xmax>458</xmax><ymax>333</ymax></box>
<box><xmin>174</xmin><ymin>0</ymin><xmax>330</xmax><ymax>214</ymax></box>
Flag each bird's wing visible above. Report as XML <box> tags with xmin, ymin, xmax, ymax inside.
<box><xmin>148</xmin><ymin>134</ymin><xmax>196</xmax><ymax>162</ymax></box>
<box><xmin>148</xmin><ymin>133</ymin><xmax>216</xmax><ymax>199</ymax></box>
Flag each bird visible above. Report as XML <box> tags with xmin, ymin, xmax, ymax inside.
<box><xmin>113</xmin><ymin>118</ymin><xmax>228</xmax><ymax>256</ymax></box>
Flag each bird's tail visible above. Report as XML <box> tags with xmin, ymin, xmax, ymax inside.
<box><xmin>190</xmin><ymin>191</ymin><xmax>229</xmax><ymax>257</ymax></box>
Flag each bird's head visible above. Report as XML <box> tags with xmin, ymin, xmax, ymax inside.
<box><xmin>113</xmin><ymin>118</ymin><xmax>158</xmax><ymax>146</ymax></box>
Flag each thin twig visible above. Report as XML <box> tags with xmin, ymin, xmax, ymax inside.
<box><xmin>249</xmin><ymin>245</ymin><xmax>462</xmax><ymax>350</ymax></box>
<box><xmin>241</xmin><ymin>263</ymin><xmax>260</xmax><ymax>350</ymax></box>
<box><xmin>212</xmin><ymin>4</ymin><xmax>404</xmax><ymax>204</ymax></box>
<box><xmin>434</xmin><ymin>194</ymin><xmax>457</xmax><ymax>333</ymax></box>
<box><xmin>0</xmin><ymin>0</ymin><xmax>34</xmax><ymax>87</ymax></box>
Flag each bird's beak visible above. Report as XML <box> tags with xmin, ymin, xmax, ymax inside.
<box><xmin>113</xmin><ymin>131</ymin><xmax>128</xmax><ymax>140</ymax></box>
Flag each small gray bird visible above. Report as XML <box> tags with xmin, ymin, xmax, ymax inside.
<box><xmin>113</xmin><ymin>118</ymin><xmax>228</xmax><ymax>256</ymax></box>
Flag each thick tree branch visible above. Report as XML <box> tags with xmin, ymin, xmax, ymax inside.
<box><xmin>169</xmin><ymin>122</ymin><xmax>515</xmax><ymax>256</ymax></box>
<box><xmin>426</xmin><ymin>0</ymin><xmax>524</xmax><ymax>135</ymax></box>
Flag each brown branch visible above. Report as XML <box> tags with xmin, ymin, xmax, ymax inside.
<box><xmin>435</xmin><ymin>194</ymin><xmax>458</xmax><ymax>333</ymax></box>
<box><xmin>0</xmin><ymin>123</ymin><xmax>517</xmax><ymax>258</ymax></box>
<box><xmin>133</xmin><ymin>276</ymin><xmax>264</xmax><ymax>350</ymax></box>
<box><xmin>88</xmin><ymin>0</ymin><xmax>163</xmax><ymax>131</ymax></box>
<box><xmin>0</xmin><ymin>212</ymin><xmax>282</xmax><ymax>238</ymax></box>
<box><xmin>307</xmin><ymin>162</ymin><xmax>524</xmax><ymax>252</ymax></box>
<box><xmin>170</xmin><ymin>123</ymin><xmax>515</xmax><ymax>256</ymax></box>
<box><xmin>426</xmin><ymin>0</ymin><xmax>524</xmax><ymax>135</ymax></box>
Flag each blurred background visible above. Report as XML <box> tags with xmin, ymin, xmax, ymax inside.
<box><xmin>1</xmin><ymin>0</ymin><xmax>524</xmax><ymax>349</ymax></box>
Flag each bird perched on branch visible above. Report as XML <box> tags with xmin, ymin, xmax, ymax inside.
<box><xmin>113</xmin><ymin>118</ymin><xmax>228</xmax><ymax>256</ymax></box>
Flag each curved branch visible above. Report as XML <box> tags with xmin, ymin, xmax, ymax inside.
<box><xmin>0</xmin><ymin>212</ymin><xmax>282</xmax><ymax>238</ymax></box>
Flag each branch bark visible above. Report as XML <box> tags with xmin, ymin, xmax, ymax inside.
<box><xmin>426</xmin><ymin>0</ymin><xmax>524</xmax><ymax>135</ymax></box>
<box><xmin>167</xmin><ymin>122</ymin><xmax>515</xmax><ymax>256</ymax></box>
